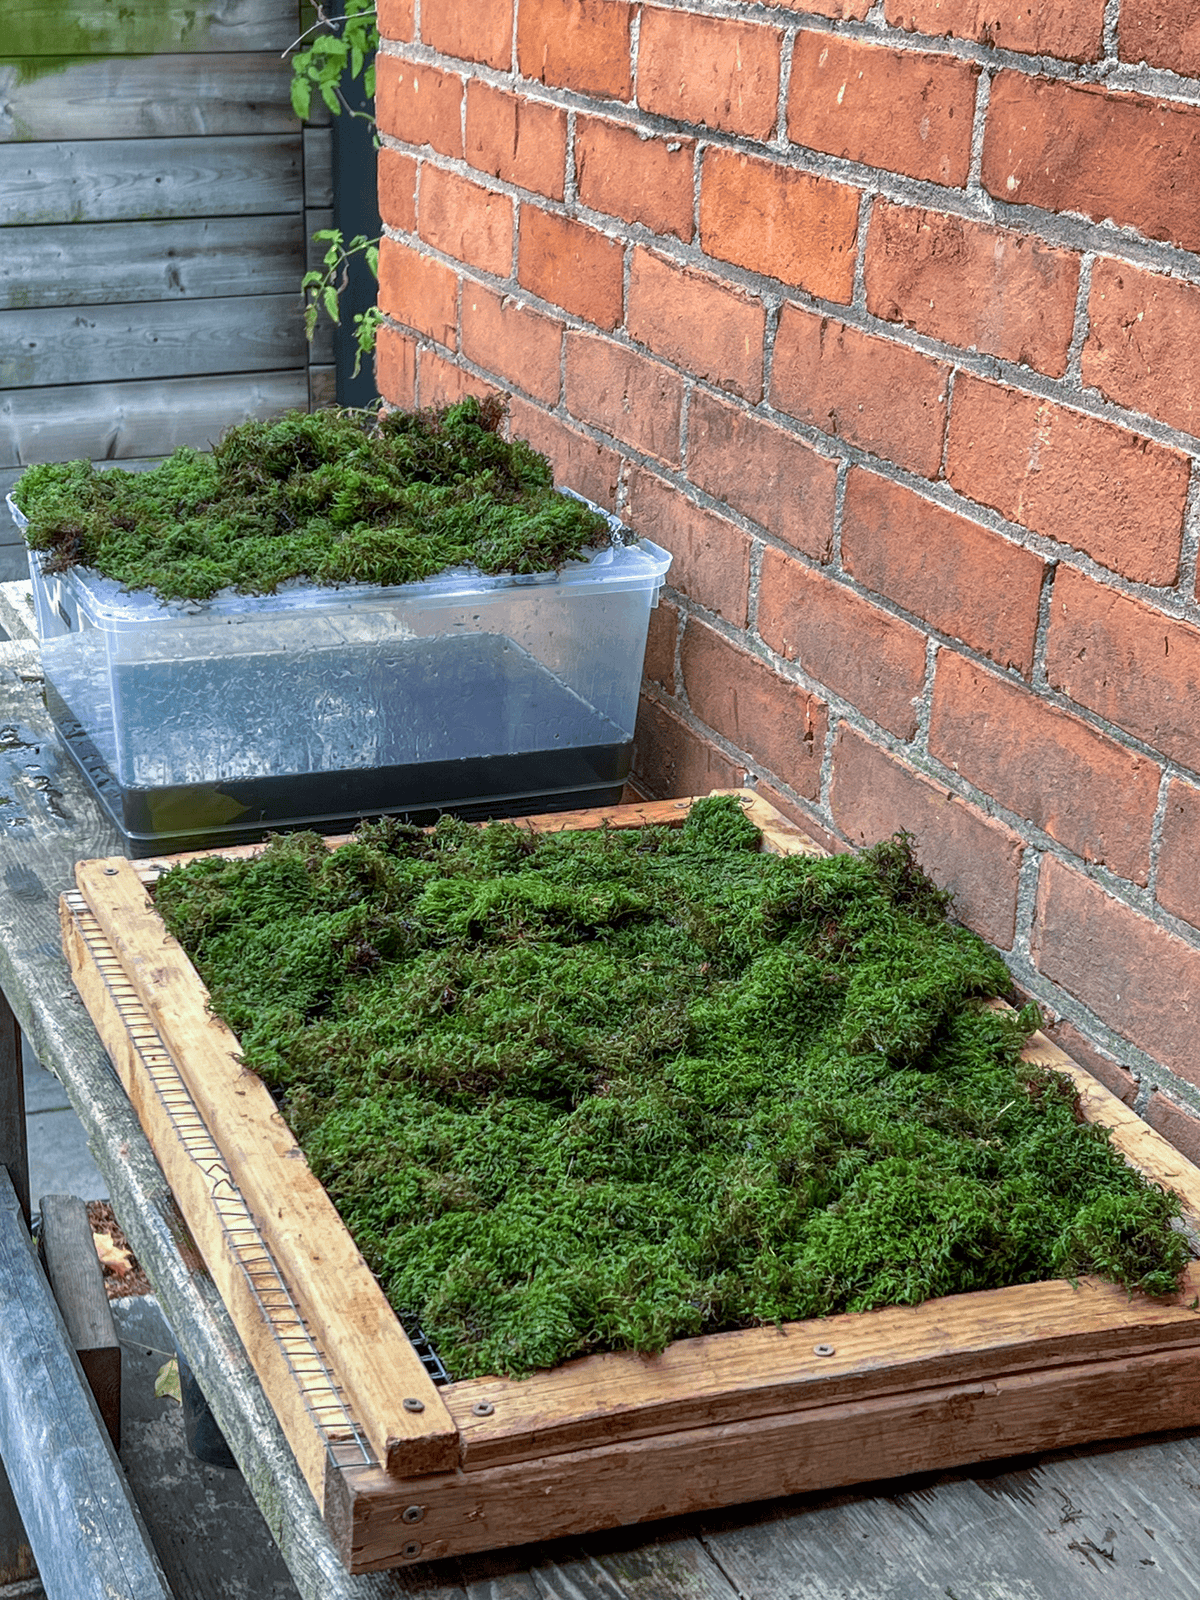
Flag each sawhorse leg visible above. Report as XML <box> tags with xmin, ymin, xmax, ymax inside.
<box><xmin>0</xmin><ymin>988</ymin><xmax>28</xmax><ymax>1230</ymax></box>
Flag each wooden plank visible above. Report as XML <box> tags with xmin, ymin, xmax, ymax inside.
<box><xmin>0</xmin><ymin>294</ymin><xmax>308</xmax><ymax>389</ymax></box>
<box><xmin>58</xmin><ymin>894</ymin><xmax>335</xmax><ymax>1499</ymax></box>
<box><xmin>38</xmin><ymin>1192</ymin><xmax>121</xmax><ymax>1448</ymax></box>
<box><xmin>73</xmin><ymin>856</ymin><xmax>460</xmax><ymax>1480</ymax></box>
<box><xmin>0</xmin><ymin>216</ymin><xmax>307</xmax><ymax>311</ymax></box>
<box><xmin>304</xmin><ymin>128</ymin><xmax>334</xmax><ymax>210</ymax></box>
<box><xmin>7</xmin><ymin>0</ymin><xmax>300</xmax><ymax>56</ymax></box>
<box><xmin>0</xmin><ymin>1167</ymin><xmax>173</xmax><ymax>1598</ymax></box>
<box><xmin>0</xmin><ymin>134</ymin><xmax>303</xmax><ymax>227</ymax></box>
<box><xmin>0</xmin><ymin>54</ymin><xmax>299</xmax><ymax>143</ymax></box>
<box><xmin>443</xmin><ymin>1265</ymin><xmax>1200</xmax><ymax>1472</ymax></box>
<box><xmin>326</xmin><ymin>1344</ymin><xmax>1200</xmax><ymax>1572</ymax></box>
<box><xmin>0</xmin><ymin>992</ymin><xmax>28</xmax><ymax>1228</ymax></box>
<box><xmin>1023</xmin><ymin>1021</ymin><xmax>1200</xmax><ymax>1226</ymax></box>
<box><xmin>0</xmin><ymin>370</ymin><xmax>308</xmax><ymax>469</ymax></box>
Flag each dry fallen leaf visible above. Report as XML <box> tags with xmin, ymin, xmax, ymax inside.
<box><xmin>93</xmin><ymin>1230</ymin><xmax>133</xmax><ymax>1278</ymax></box>
<box><xmin>154</xmin><ymin>1358</ymin><xmax>181</xmax><ymax>1404</ymax></box>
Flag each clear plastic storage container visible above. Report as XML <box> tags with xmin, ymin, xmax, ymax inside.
<box><xmin>8</xmin><ymin>492</ymin><xmax>670</xmax><ymax>855</ymax></box>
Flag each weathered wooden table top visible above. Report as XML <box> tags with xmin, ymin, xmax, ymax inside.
<box><xmin>2</xmin><ymin>627</ymin><xmax>1199</xmax><ymax>1600</ymax></box>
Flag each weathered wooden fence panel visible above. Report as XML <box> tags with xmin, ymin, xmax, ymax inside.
<box><xmin>0</xmin><ymin>0</ymin><xmax>333</xmax><ymax>581</ymax></box>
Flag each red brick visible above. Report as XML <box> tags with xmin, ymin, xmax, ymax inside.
<box><xmin>421</xmin><ymin>0</ymin><xmax>512</xmax><ymax>67</ymax></box>
<box><xmin>375</xmin><ymin>325</ymin><xmax>416</xmax><ymax>408</ymax></box>
<box><xmin>637</xmin><ymin>8</ymin><xmax>782</xmax><ymax>140</ymax></box>
<box><xmin>419</xmin><ymin>167</ymin><xmax>513</xmax><ymax>276</ymax></box>
<box><xmin>982</xmin><ymin>74</ymin><xmax>1200</xmax><ymax>255</ymax></box>
<box><xmin>885</xmin><ymin>0</ymin><xmax>1104</xmax><ymax>62</ymax></box>
<box><xmin>766</xmin><ymin>0</ymin><xmax>872</xmax><ymax>12</ymax></box>
<box><xmin>1032</xmin><ymin>856</ymin><xmax>1200</xmax><ymax>1086</ymax></box>
<box><xmin>460</xmin><ymin>285</ymin><xmax>562</xmax><ymax>406</ymax></box>
<box><xmin>770</xmin><ymin>306</ymin><xmax>948</xmax><ymax>478</ymax></box>
<box><xmin>626</xmin><ymin>467</ymin><xmax>752</xmax><ymax>627</ymax></box>
<box><xmin>699</xmin><ymin>148</ymin><xmax>859</xmax><ymax>304</ymax></box>
<box><xmin>1043</xmin><ymin>1019</ymin><xmax>1138</xmax><ymax>1106</ymax></box>
<box><xmin>376</xmin><ymin>0</ymin><xmax>413</xmax><ymax>41</ymax></box>
<box><xmin>377</xmin><ymin>237</ymin><xmax>457</xmax><ymax>346</ymax></box>
<box><xmin>375</xmin><ymin>54</ymin><xmax>463</xmax><ymax>158</ymax></box>
<box><xmin>829</xmin><ymin>723</ymin><xmax>1023</xmax><ymax>947</ymax></box>
<box><xmin>1120</xmin><ymin>0</ymin><xmax>1200</xmax><ymax>80</ymax></box>
<box><xmin>376</xmin><ymin>148</ymin><xmax>417</xmax><ymax>233</ymax></box>
<box><xmin>575</xmin><ymin>118</ymin><xmax>694</xmax><ymax>242</ymax></box>
<box><xmin>628</xmin><ymin>249</ymin><xmax>764</xmax><ymax>403</ymax></box>
<box><xmin>642</xmin><ymin>597</ymin><xmax>678</xmax><ymax>694</ymax></box>
<box><xmin>929</xmin><ymin>650</ymin><xmax>1159</xmax><ymax>884</ymax></box>
<box><xmin>632</xmin><ymin>694</ymin><xmax>743</xmax><ymax>801</ymax></box>
<box><xmin>1045</xmin><ymin>565</ymin><xmax>1200</xmax><ymax>774</ymax></box>
<box><xmin>517</xmin><ymin>208</ymin><xmax>624</xmax><ymax>329</ymax></box>
<box><xmin>466</xmin><ymin>83</ymin><xmax>566</xmax><ymax>201</ymax></box>
<box><xmin>758</xmin><ymin>548</ymin><xmax>928</xmax><ymax>739</ymax></box>
<box><xmin>681</xmin><ymin>618</ymin><xmax>827</xmax><ymax>799</ymax></box>
<box><xmin>1158</xmin><ymin>780</ymin><xmax>1200</xmax><ymax>930</ymax></box>
<box><xmin>1083</xmin><ymin>259</ymin><xmax>1200</xmax><ymax>440</ymax></box>
<box><xmin>686</xmin><ymin>391</ymin><xmax>839</xmax><ymax>561</ymax></box>
<box><xmin>865</xmin><ymin>202</ymin><xmax>1080</xmax><ymax>379</ymax></box>
<box><xmin>945</xmin><ymin>376</ymin><xmax>1189</xmax><ymax>587</ymax></box>
<box><xmin>1143</xmin><ymin>1094</ymin><xmax>1200</xmax><ymax>1167</ymax></box>
<box><xmin>788</xmin><ymin>32</ymin><xmax>978</xmax><ymax>188</ymax></box>
<box><xmin>563</xmin><ymin>334</ymin><xmax>683</xmax><ymax>465</ymax></box>
<box><xmin>517</xmin><ymin>0</ymin><xmax>633</xmax><ymax>100</ymax></box>
<box><xmin>418</xmin><ymin>348</ymin><xmax>496</xmax><ymax>410</ymax></box>
<box><xmin>507</xmin><ymin>398</ymin><xmax>620</xmax><ymax>509</ymax></box>
<box><xmin>841</xmin><ymin>470</ymin><xmax>1044</xmax><ymax>674</ymax></box>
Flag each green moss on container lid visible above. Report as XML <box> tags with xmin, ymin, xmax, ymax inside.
<box><xmin>13</xmin><ymin>396</ymin><xmax>612</xmax><ymax>602</ymax></box>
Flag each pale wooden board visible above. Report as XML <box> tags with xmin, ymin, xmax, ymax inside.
<box><xmin>0</xmin><ymin>134</ymin><xmax>303</xmax><ymax>227</ymax></box>
<box><xmin>0</xmin><ymin>294</ymin><xmax>308</xmax><ymax>390</ymax></box>
<box><xmin>444</xmin><ymin>1264</ymin><xmax>1200</xmax><ymax>1471</ymax></box>
<box><xmin>0</xmin><ymin>370</ymin><xmax>308</xmax><ymax>469</ymax></box>
<box><xmin>328</xmin><ymin>1345</ymin><xmax>1200</xmax><ymax>1571</ymax></box>
<box><xmin>7</xmin><ymin>0</ymin><xmax>301</xmax><ymax>56</ymax></box>
<box><xmin>0</xmin><ymin>217</ymin><xmax>307</xmax><ymax>311</ymax></box>
<box><xmin>0</xmin><ymin>54</ymin><xmax>298</xmax><ymax>143</ymax></box>
<box><xmin>59</xmin><ymin>895</ymin><xmax>336</xmax><ymax>1499</ymax></box>
<box><xmin>75</xmin><ymin>856</ymin><xmax>460</xmax><ymax>1479</ymax></box>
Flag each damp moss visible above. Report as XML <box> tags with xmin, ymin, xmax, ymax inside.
<box><xmin>153</xmin><ymin>798</ymin><xmax>1190</xmax><ymax>1380</ymax></box>
<box><xmin>13</xmin><ymin>397</ymin><xmax>611</xmax><ymax>602</ymax></box>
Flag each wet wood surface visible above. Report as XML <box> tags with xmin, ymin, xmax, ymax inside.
<box><xmin>1</xmin><ymin>641</ymin><xmax>1199</xmax><ymax>1597</ymax></box>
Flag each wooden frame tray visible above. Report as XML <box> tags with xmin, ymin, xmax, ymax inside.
<box><xmin>60</xmin><ymin>790</ymin><xmax>1200</xmax><ymax>1573</ymax></box>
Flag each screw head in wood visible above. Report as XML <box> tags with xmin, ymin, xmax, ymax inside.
<box><xmin>471</xmin><ymin>1401</ymin><xmax>495</xmax><ymax>1417</ymax></box>
<box><xmin>402</xmin><ymin>1541</ymin><xmax>422</xmax><ymax>1559</ymax></box>
<box><xmin>401</xmin><ymin>1504</ymin><xmax>426</xmax><ymax>1524</ymax></box>
<box><xmin>813</xmin><ymin>1343</ymin><xmax>835</xmax><ymax>1357</ymax></box>
<box><xmin>103</xmin><ymin>866</ymin><xmax>119</xmax><ymax>875</ymax></box>
<box><xmin>402</xmin><ymin>1396</ymin><xmax>425</xmax><ymax>1412</ymax></box>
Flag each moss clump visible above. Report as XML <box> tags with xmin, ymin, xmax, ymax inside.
<box><xmin>153</xmin><ymin>798</ymin><xmax>1190</xmax><ymax>1380</ymax></box>
<box><xmin>13</xmin><ymin>396</ymin><xmax>611</xmax><ymax>601</ymax></box>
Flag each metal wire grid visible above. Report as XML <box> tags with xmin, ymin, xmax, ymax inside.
<box><xmin>64</xmin><ymin>889</ymin><xmax>376</xmax><ymax>1468</ymax></box>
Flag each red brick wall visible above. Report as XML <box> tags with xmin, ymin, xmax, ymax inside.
<box><xmin>375</xmin><ymin>0</ymin><xmax>1200</xmax><ymax>1133</ymax></box>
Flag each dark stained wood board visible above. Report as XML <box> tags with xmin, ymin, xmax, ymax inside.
<box><xmin>62</xmin><ymin>790</ymin><xmax>1200</xmax><ymax>1573</ymax></box>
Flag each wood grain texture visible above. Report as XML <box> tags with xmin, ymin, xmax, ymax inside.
<box><xmin>329</xmin><ymin>1344</ymin><xmax>1200</xmax><ymax>1572</ymax></box>
<box><xmin>445</xmin><ymin>1265</ymin><xmax>1200</xmax><ymax>1471</ymax></box>
<box><xmin>0</xmin><ymin>55</ymin><xmax>298</xmax><ymax>143</ymax></box>
<box><xmin>0</xmin><ymin>370</ymin><xmax>308</xmax><ymax>469</ymax></box>
<box><xmin>38</xmin><ymin>1191</ymin><xmax>121</xmax><ymax>1447</ymax></box>
<box><xmin>0</xmin><ymin>294</ymin><xmax>307</xmax><ymax>389</ymax></box>
<box><xmin>0</xmin><ymin>1167</ymin><xmax>172</xmax><ymax>1598</ymax></box>
<box><xmin>74</xmin><ymin>855</ymin><xmax>460</xmax><ymax>1479</ymax></box>
<box><xmin>0</xmin><ymin>134</ymin><xmax>303</xmax><ymax>227</ymax></box>
<box><xmin>59</xmin><ymin>897</ymin><xmax>333</xmax><ymax>1497</ymax></box>
<box><xmin>6</xmin><ymin>0</ymin><xmax>300</xmax><ymax>56</ymax></box>
<box><xmin>1</xmin><ymin>217</ymin><xmax>307</xmax><ymax>311</ymax></box>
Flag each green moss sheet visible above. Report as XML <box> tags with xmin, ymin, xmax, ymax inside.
<box><xmin>12</xmin><ymin>397</ymin><xmax>610</xmax><ymax>601</ymax></box>
<box><xmin>153</xmin><ymin>798</ymin><xmax>1189</xmax><ymax>1380</ymax></box>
